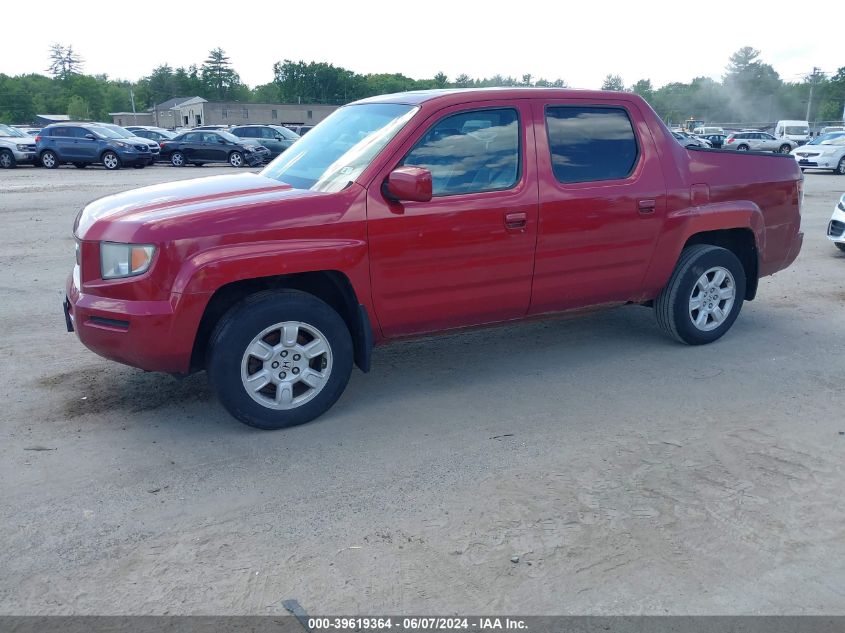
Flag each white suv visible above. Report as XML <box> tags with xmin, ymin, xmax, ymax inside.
<box><xmin>0</xmin><ymin>124</ymin><xmax>38</xmax><ymax>168</ymax></box>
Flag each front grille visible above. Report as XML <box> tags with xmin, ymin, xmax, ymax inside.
<box><xmin>24</xmin><ymin>144</ymin><xmax>36</xmax><ymax>151</ymax></box>
<box><xmin>797</xmin><ymin>152</ymin><xmax>820</xmax><ymax>158</ymax></box>
<box><xmin>829</xmin><ymin>220</ymin><xmax>845</xmax><ymax>238</ymax></box>
<box><xmin>134</xmin><ymin>144</ymin><xmax>149</xmax><ymax>152</ymax></box>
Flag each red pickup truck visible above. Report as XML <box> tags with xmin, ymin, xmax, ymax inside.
<box><xmin>65</xmin><ymin>89</ymin><xmax>803</xmax><ymax>429</ymax></box>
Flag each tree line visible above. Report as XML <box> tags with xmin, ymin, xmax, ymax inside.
<box><xmin>0</xmin><ymin>45</ymin><xmax>843</xmax><ymax>126</ymax></box>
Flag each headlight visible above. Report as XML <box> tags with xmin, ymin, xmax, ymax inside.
<box><xmin>16</xmin><ymin>144</ymin><xmax>29</xmax><ymax>151</ymax></box>
<box><xmin>100</xmin><ymin>242</ymin><xmax>155</xmax><ymax>279</ymax></box>
<box><xmin>838</xmin><ymin>195</ymin><xmax>845</xmax><ymax>212</ymax></box>
<box><xmin>114</xmin><ymin>141</ymin><xmax>129</xmax><ymax>149</ymax></box>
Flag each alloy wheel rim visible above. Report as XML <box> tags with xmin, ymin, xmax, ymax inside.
<box><xmin>0</xmin><ymin>153</ymin><xmax>11</xmax><ymax>168</ymax></box>
<box><xmin>231</xmin><ymin>153</ymin><xmax>242</xmax><ymax>167</ymax></box>
<box><xmin>43</xmin><ymin>153</ymin><xmax>55</xmax><ymax>167</ymax></box>
<box><xmin>689</xmin><ymin>266</ymin><xmax>736</xmax><ymax>331</ymax></box>
<box><xmin>104</xmin><ymin>154</ymin><xmax>118</xmax><ymax>169</ymax></box>
<box><xmin>240</xmin><ymin>321</ymin><xmax>333</xmax><ymax>410</ymax></box>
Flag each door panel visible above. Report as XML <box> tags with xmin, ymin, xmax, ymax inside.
<box><xmin>367</xmin><ymin>101</ymin><xmax>538</xmax><ymax>337</ymax></box>
<box><xmin>529</xmin><ymin>99</ymin><xmax>666</xmax><ymax>314</ymax></box>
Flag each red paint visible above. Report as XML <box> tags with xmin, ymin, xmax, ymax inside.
<box><xmin>66</xmin><ymin>89</ymin><xmax>803</xmax><ymax>374</ymax></box>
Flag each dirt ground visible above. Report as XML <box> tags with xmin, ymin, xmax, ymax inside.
<box><xmin>0</xmin><ymin>164</ymin><xmax>843</xmax><ymax>615</ymax></box>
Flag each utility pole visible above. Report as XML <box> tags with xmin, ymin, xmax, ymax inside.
<box><xmin>806</xmin><ymin>67</ymin><xmax>822</xmax><ymax>122</ymax></box>
<box><xmin>129</xmin><ymin>88</ymin><xmax>137</xmax><ymax>125</ymax></box>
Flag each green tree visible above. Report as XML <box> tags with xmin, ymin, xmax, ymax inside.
<box><xmin>201</xmin><ymin>48</ymin><xmax>241</xmax><ymax>100</ymax></box>
<box><xmin>66</xmin><ymin>95</ymin><xmax>88</xmax><ymax>119</ymax></box>
<box><xmin>601</xmin><ymin>74</ymin><xmax>625</xmax><ymax>91</ymax></box>
<box><xmin>630</xmin><ymin>79</ymin><xmax>654</xmax><ymax>102</ymax></box>
<box><xmin>454</xmin><ymin>74</ymin><xmax>472</xmax><ymax>88</ymax></box>
<box><xmin>433</xmin><ymin>72</ymin><xmax>448</xmax><ymax>88</ymax></box>
<box><xmin>47</xmin><ymin>43</ymin><xmax>83</xmax><ymax>80</ymax></box>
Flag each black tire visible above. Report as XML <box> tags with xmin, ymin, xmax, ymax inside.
<box><xmin>193</xmin><ymin>163</ymin><xmax>205</xmax><ymax>167</ymax></box>
<box><xmin>207</xmin><ymin>289</ymin><xmax>354</xmax><ymax>430</ymax></box>
<box><xmin>133</xmin><ymin>164</ymin><xmax>145</xmax><ymax>169</ymax></box>
<box><xmin>654</xmin><ymin>244</ymin><xmax>746</xmax><ymax>345</ymax></box>
<box><xmin>41</xmin><ymin>150</ymin><xmax>58</xmax><ymax>169</ymax></box>
<box><xmin>835</xmin><ymin>243</ymin><xmax>845</xmax><ymax>253</ymax></box>
<box><xmin>0</xmin><ymin>149</ymin><xmax>16</xmax><ymax>169</ymax></box>
<box><xmin>73</xmin><ymin>162</ymin><xmax>87</xmax><ymax>169</ymax></box>
<box><xmin>228</xmin><ymin>151</ymin><xmax>244</xmax><ymax>168</ymax></box>
<box><xmin>102</xmin><ymin>151</ymin><xmax>121</xmax><ymax>170</ymax></box>
<box><xmin>737</xmin><ymin>144</ymin><xmax>750</xmax><ymax>151</ymax></box>
<box><xmin>170</xmin><ymin>151</ymin><xmax>185</xmax><ymax>167</ymax></box>
<box><xmin>778</xmin><ymin>144</ymin><xmax>792</xmax><ymax>154</ymax></box>
<box><xmin>835</xmin><ymin>157</ymin><xmax>845</xmax><ymax>175</ymax></box>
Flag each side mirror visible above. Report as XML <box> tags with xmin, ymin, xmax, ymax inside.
<box><xmin>85</xmin><ymin>133</ymin><xmax>96</xmax><ymax>140</ymax></box>
<box><xmin>385</xmin><ymin>166</ymin><xmax>432</xmax><ymax>202</ymax></box>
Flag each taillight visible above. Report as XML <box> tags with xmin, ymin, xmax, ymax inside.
<box><xmin>726</xmin><ymin>137</ymin><xmax>734</xmax><ymax>143</ymax></box>
<box><xmin>35</xmin><ymin>135</ymin><xmax>41</xmax><ymax>143</ymax></box>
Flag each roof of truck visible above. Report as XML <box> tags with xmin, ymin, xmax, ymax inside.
<box><xmin>352</xmin><ymin>88</ymin><xmax>642</xmax><ymax>107</ymax></box>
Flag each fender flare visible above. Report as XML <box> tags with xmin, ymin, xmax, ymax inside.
<box><xmin>641</xmin><ymin>201</ymin><xmax>764</xmax><ymax>298</ymax></box>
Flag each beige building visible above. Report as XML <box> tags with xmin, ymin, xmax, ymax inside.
<box><xmin>111</xmin><ymin>97</ymin><xmax>339</xmax><ymax>129</ymax></box>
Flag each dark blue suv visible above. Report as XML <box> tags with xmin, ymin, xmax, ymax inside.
<box><xmin>36</xmin><ymin>123</ymin><xmax>152</xmax><ymax>170</ymax></box>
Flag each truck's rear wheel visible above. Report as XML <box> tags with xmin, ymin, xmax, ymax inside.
<box><xmin>207</xmin><ymin>289</ymin><xmax>353</xmax><ymax>430</ymax></box>
<box><xmin>654</xmin><ymin>245</ymin><xmax>746</xmax><ymax>345</ymax></box>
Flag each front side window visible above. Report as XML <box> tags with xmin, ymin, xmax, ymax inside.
<box><xmin>402</xmin><ymin>108</ymin><xmax>520</xmax><ymax>196</ymax></box>
<box><xmin>545</xmin><ymin>106</ymin><xmax>638</xmax><ymax>184</ymax></box>
<box><xmin>262</xmin><ymin>103</ymin><xmax>418</xmax><ymax>192</ymax></box>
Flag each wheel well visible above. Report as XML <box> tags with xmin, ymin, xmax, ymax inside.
<box><xmin>684</xmin><ymin>228</ymin><xmax>758</xmax><ymax>300</ymax></box>
<box><xmin>190</xmin><ymin>271</ymin><xmax>371</xmax><ymax>373</ymax></box>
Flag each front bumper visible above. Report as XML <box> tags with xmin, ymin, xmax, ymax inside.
<box><xmin>795</xmin><ymin>153</ymin><xmax>839</xmax><ymax>169</ymax></box>
<box><xmin>64</xmin><ymin>269</ymin><xmax>201</xmax><ymax>373</ymax></box>
<box><xmin>828</xmin><ymin>205</ymin><xmax>845</xmax><ymax>244</ymax></box>
<box><xmin>13</xmin><ymin>148</ymin><xmax>38</xmax><ymax>164</ymax></box>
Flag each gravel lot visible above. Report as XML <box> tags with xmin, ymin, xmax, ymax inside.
<box><xmin>1</xmin><ymin>164</ymin><xmax>843</xmax><ymax>615</ymax></box>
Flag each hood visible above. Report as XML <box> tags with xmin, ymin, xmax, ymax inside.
<box><xmin>75</xmin><ymin>172</ymin><xmax>309</xmax><ymax>238</ymax></box>
<box><xmin>127</xmin><ymin>135</ymin><xmax>158</xmax><ymax>147</ymax></box>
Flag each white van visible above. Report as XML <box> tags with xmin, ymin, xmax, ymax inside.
<box><xmin>693</xmin><ymin>126</ymin><xmax>724</xmax><ymax>136</ymax></box>
<box><xmin>774</xmin><ymin>120</ymin><xmax>810</xmax><ymax>145</ymax></box>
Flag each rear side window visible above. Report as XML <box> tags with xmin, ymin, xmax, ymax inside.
<box><xmin>545</xmin><ymin>106</ymin><xmax>638</xmax><ymax>184</ymax></box>
<box><xmin>403</xmin><ymin>108</ymin><xmax>520</xmax><ymax>196</ymax></box>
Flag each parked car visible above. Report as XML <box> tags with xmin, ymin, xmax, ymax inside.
<box><xmin>36</xmin><ymin>123</ymin><xmax>152</xmax><ymax>169</ymax></box>
<box><xmin>17</xmin><ymin>127</ymin><xmax>42</xmax><ymax>136</ymax></box>
<box><xmin>285</xmin><ymin>125</ymin><xmax>314</xmax><ymax>136</ymax></box>
<box><xmin>672</xmin><ymin>130</ymin><xmax>710</xmax><ymax>148</ymax></box>
<box><xmin>791</xmin><ymin>132</ymin><xmax>845</xmax><ymax>174</ymax></box>
<box><xmin>828</xmin><ymin>193</ymin><xmax>845</xmax><ymax>252</ymax></box>
<box><xmin>692</xmin><ymin>126</ymin><xmax>725</xmax><ymax>136</ymax></box>
<box><xmin>820</xmin><ymin>126</ymin><xmax>844</xmax><ymax>135</ymax></box>
<box><xmin>230</xmin><ymin>125</ymin><xmax>300</xmax><ymax>159</ymax></box>
<box><xmin>96</xmin><ymin>123</ymin><xmax>161</xmax><ymax>164</ymax></box>
<box><xmin>126</xmin><ymin>126</ymin><xmax>178</xmax><ymax>143</ymax></box>
<box><xmin>696</xmin><ymin>133</ymin><xmax>726</xmax><ymax>149</ymax></box>
<box><xmin>723</xmin><ymin>132</ymin><xmax>796</xmax><ymax>153</ymax></box>
<box><xmin>0</xmin><ymin>123</ymin><xmax>38</xmax><ymax>168</ymax></box>
<box><xmin>64</xmin><ymin>88</ymin><xmax>803</xmax><ymax>430</ymax></box>
<box><xmin>159</xmin><ymin>130</ymin><xmax>267</xmax><ymax>167</ymax></box>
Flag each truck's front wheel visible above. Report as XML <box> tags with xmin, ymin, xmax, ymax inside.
<box><xmin>208</xmin><ymin>290</ymin><xmax>353</xmax><ymax>430</ymax></box>
<box><xmin>654</xmin><ymin>245</ymin><xmax>746</xmax><ymax>345</ymax></box>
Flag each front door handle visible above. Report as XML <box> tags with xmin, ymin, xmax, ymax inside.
<box><xmin>505</xmin><ymin>212</ymin><xmax>527</xmax><ymax>230</ymax></box>
<box><xmin>637</xmin><ymin>199</ymin><xmax>656</xmax><ymax>214</ymax></box>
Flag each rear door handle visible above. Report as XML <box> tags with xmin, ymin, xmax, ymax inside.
<box><xmin>637</xmin><ymin>199</ymin><xmax>656</xmax><ymax>214</ymax></box>
<box><xmin>505</xmin><ymin>212</ymin><xmax>527</xmax><ymax>230</ymax></box>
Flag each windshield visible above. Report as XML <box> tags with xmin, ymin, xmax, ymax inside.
<box><xmin>217</xmin><ymin>130</ymin><xmax>241</xmax><ymax>143</ymax></box>
<box><xmin>262</xmin><ymin>103</ymin><xmax>418</xmax><ymax>192</ymax></box>
<box><xmin>808</xmin><ymin>132</ymin><xmax>845</xmax><ymax>145</ymax></box>
<box><xmin>0</xmin><ymin>124</ymin><xmax>27</xmax><ymax>138</ymax></box>
<box><xmin>272</xmin><ymin>126</ymin><xmax>299</xmax><ymax>140</ymax></box>
<box><xmin>784</xmin><ymin>126</ymin><xmax>809</xmax><ymax>136</ymax></box>
<box><xmin>821</xmin><ymin>136</ymin><xmax>845</xmax><ymax>146</ymax></box>
<box><xmin>89</xmin><ymin>127</ymin><xmax>125</xmax><ymax>139</ymax></box>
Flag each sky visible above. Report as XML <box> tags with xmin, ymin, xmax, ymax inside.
<box><xmin>4</xmin><ymin>0</ymin><xmax>842</xmax><ymax>89</ymax></box>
